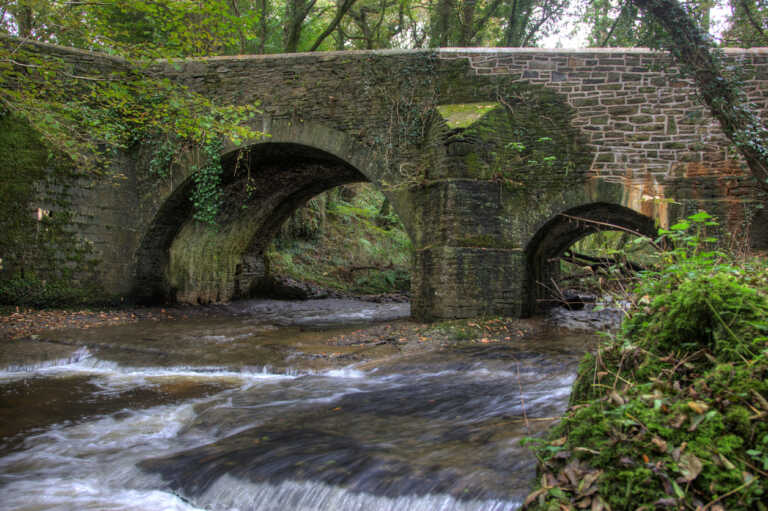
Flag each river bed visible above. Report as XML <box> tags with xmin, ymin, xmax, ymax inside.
<box><xmin>0</xmin><ymin>298</ymin><xmax>603</xmax><ymax>511</ymax></box>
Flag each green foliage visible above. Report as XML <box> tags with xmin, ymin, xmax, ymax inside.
<box><xmin>626</xmin><ymin>211</ymin><xmax>767</xmax><ymax>361</ymax></box>
<box><xmin>1</xmin><ymin>3</ymin><xmax>261</xmax><ymax>224</ymax></box>
<box><xmin>268</xmin><ymin>184</ymin><xmax>411</xmax><ymax>294</ymax></box>
<box><xmin>189</xmin><ymin>139</ymin><xmax>225</xmax><ymax>225</ymax></box>
<box><xmin>558</xmin><ymin>229</ymin><xmax>658</xmax><ymax>299</ymax></box>
<box><xmin>720</xmin><ymin>0</ymin><xmax>768</xmax><ymax>47</ymax></box>
<box><xmin>580</xmin><ymin>0</ymin><xmax>657</xmax><ymax>47</ymax></box>
<box><xmin>525</xmin><ymin>213</ymin><xmax>768</xmax><ymax>510</ymax></box>
<box><xmin>1</xmin><ymin>0</ymin><xmax>260</xmax><ymax>57</ymax></box>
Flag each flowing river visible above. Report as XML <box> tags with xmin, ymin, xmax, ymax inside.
<box><xmin>0</xmin><ymin>299</ymin><xmax>609</xmax><ymax>511</ymax></box>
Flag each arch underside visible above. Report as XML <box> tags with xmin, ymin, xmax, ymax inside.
<box><xmin>132</xmin><ymin>143</ymin><xmax>373</xmax><ymax>304</ymax></box>
<box><xmin>524</xmin><ymin>202</ymin><xmax>658</xmax><ymax>315</ymax></box>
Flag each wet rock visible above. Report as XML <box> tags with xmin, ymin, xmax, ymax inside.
<box><xmin>356</xmin><ymin>292</ymin><xmax>410</xmax><ymax>303</ymax></box>
<box><xmin>140</xmin><ymin>426</ymin><xmax>497</xmax><ymax>501</ymax></box>
<box><xmin>558</xmin><ymin>290</ymin><xmax>597</xmax><ymax>310</ymax></box>
<box><xmin>0</xmin><ymin>339</ymin><xmax>84</xmax><ymax>372</ymax></box>
<box><xmin>259</xmin><ymin>276</ymin><xmax>342</xmax><ymax>300</ymax></box>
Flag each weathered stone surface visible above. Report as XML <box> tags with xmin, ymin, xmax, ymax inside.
<box><xmin>3</xmin><ymin>38</ymin><xmax>767</xmax><ymax>319</ymax></box>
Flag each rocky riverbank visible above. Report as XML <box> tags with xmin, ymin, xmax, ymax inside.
<box><xmin>0</xmin><ymin>297</ymin><xmax>596</xmax><ymax>375</ymax></box>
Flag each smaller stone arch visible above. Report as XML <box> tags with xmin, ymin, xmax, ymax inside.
<box><xmin>523</xmin><ymin>202</ymin><xmax>658</xmax><ymax>315</ymax></box>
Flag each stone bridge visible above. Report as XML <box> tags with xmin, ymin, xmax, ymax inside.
<box><xmin>10</xmin><ymin>40</ymin><xmax>768</xmax><ymax>320</ymax></box>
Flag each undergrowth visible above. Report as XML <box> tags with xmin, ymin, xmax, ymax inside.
<box><xmin>524</xmin><ymin>212</ymin><xmax>768</xmax><ymax>510</ymax></box>
<box><xmin>266</xmin><ymin>184</ymin><xmax>411</xmax><ymax>295</ymax></box>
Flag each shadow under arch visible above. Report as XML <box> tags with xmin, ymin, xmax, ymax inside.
<box><xmin>132</xmin><ymin>121</ymin><xmax>408</xmax><ymax>304</ymax></box>
<box><xmin>523</xmin><ymin>202</ymin><xmax>659</xmax><ymax>316</ymax></box>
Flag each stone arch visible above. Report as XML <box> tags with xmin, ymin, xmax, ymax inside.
<box><xmin>132</xmin><ymin>121</ymin><xmax>409</xmax><ymax>304</ymax></box>
<box><xmin>523</xmin><ymin>202</ymin><xmax>658</xmax><ymax>315</ymax></box>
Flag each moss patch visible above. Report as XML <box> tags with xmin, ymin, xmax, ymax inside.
<box><xmin>167</xmin><ymin>215</ymin><xmax>259</xmax><ymax>303</ymax></box>
<box><xmin>436</xmin><ymin>102</ymin><xmax>499</xmax><ymax>129</ymax></box>
<box><xmin>0</xmin><ymin>114</ymin><xmax>101</xmax><ymax>306</ymax></box>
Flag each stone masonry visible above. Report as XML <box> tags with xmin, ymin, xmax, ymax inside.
<box><xmin>3</xmin><ymin>37</ymin><xmax>767</xmax><ymax>319</ymax></box>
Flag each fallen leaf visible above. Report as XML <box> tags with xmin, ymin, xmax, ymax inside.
<box><xmin>651</xmin><ymin>436</ymin><xmax>668</xmax><ymax>453</ymax></box>
<box><xmin>609</xmin><ymin>391</ymin><xmax>624</xmax><ymax>406</ymax></box>
<box><xmin>574</xmin><ymin>447</ymin><xmax>601</xmax><ymax>455</ymax></box>
<box><xmin>579</xmin><ymin>470</ymin><xmax>602</xmax><ymax>495</ymax></box>
<box><xmin>719</xmin><ymin>454</ymin><xmax>736</xmax><ymax>470</ymax></box>
<box><xmin>751</xmin><ymin>389</ymin><xmax>768</xmax><ymax>411</ymax></box>
<box><xmin>564</xmin><ymin>465</ymin><xmax>579</xmax><ymax>487</ymax></box>
<box><xmin>550</xmin><ymin>436</ymin><xmax>567</xmax><ymax>447</ymax></box>
<box><xmin>668</xmin><ymin>414</ymin><xmax>686</xmax><ymax>429</ymax></box>
<box><xmin>619</xmin><ymin>456</ymin><xmax>635</xmax><ymax>466</ymax></box>
<box><xmin>523</xmin><ymin>488</ymin><xmax>546</xmax><ymax>508</ymax></box>
<box><xmin>678</xmin><ymin>452</ymin><xmax>702</xmax><ymax>482</ymax></box>
<box><xmin>687</xmin><ymin>401</ymin><xmax>709</xmax><ymax>414</ymax></box>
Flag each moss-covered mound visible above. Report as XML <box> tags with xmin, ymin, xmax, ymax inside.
<box><xmin>524</xmin><ymin>216</ymin><xmax>768</xmax><ymax>510</ymax></box>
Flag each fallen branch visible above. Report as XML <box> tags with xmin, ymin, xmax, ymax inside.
<box><xmin>562</xmin><ymin>250</ymin><xmax>647</xmax><ymax>273</ymax></box>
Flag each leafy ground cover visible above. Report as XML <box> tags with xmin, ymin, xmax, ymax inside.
<box><xmin>267</xmin><ymin>184</ymin><xmax>411</xmax><ymax>295</ymax></box>
<box><xmin>524</xmin><ymin>212</ymin><xmax>768</xmax><ymax>510</ymax></box>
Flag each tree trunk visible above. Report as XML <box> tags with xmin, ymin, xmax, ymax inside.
<box><xmin>630</xmin><ymin>0</ymin><xmax>768</xmax><ymax>191</ymax></box>
<box><xmin>459</xmin><ymin>0</ymin><xmax>476</xmax><ymax>46</ymax></box>
<box><xmin>259</xmin><ymin>0</ymin><xmax>269</xmax><ymax>53</ymax></box>
<box><xmin>17</xmin><ymin>6</ymin><xmax>34</xmax><ymax>38</ymax></box>
<box><xmin>432</xmin><ymin>0</ymin><xmax>455</xmax><ymax>47</ymax></box>
<box><xmin>284</xmin><ymin>0</ymin><xmax>316</xmax><ymax>52</ymax></box>
<box><xmin>308</xmin><ymin>0</ymin><xmax>359</xmax><ymax>51</ymax></box>
<box><xmin>503</xmin><ymin>0</ymin><xmax>520</xmax><ymax>46</ymax></box>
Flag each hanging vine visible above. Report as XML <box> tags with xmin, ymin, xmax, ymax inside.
<box><xmin>360</xmin><ymin>51</ymin><xmax>441</xmax><ymax>189</ymax></box>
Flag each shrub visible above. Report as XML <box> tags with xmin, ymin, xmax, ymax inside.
<box><xmin>524</xmin><ymin>213</ymin><xmax>768</xmax><ymax>510</ymax></box>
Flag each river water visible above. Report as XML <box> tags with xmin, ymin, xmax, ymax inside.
<box><xmin>0</xmin><ymin>299</ymin><xmax>603</xmax><ymax>511</ymax></box>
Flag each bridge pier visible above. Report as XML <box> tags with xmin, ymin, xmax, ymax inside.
<box><xmin>402</xmin><ymin>179</ymin><xmax>530</xmax><ymax>321</ymax></box>
<box><xmin>411</xmin><ymin>246</ymin><xmax>525</xmax><ymax>321</ymax></box>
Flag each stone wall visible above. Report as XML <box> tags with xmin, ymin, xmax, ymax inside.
<box><xmin>438</xmin><ymin>48</ymin><xmax>768</xmax><ymax>225</ymax></box>
<box><xmin>0</xmin><ymin>37</ymin><xmax>140</xmax><ymax>302</ymax></box>
<box><xmin>2</xmin><ymin>37</ymin><xmax>766</xmax><ymax>318</ymax></box>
